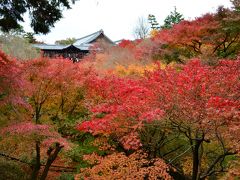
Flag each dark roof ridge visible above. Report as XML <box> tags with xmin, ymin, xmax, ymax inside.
<box><xmin>75</xmin><ymin>29</ymin><xmax>103</xmax><ymax>41</ymax></box>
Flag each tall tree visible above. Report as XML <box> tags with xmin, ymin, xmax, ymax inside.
<box><xmin>161</xmin><ymin>6</ymin><xmax>184</xmax><ymax>29</ymax></box>
<box><xmin>0</xmin><ymin>0</ymin><xmax>77</xmax><ymax>34</ymax></box>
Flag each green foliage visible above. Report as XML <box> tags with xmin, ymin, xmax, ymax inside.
<box><xmin>148</xmin><ymin>7</ymin><xmax>184</xmax><ymax>33</ymax></box>
<box><xmin>66</xmin><ymin>133</ymin><xmax>106</xmax><ymax>165</ymax></box>
<box><xmin>148</xmin><ymin>14</ymin><xmax>160</xmax><ymax>30</ymax></box>
<box><xmin>53</xmin><ymin>109</ymin><xmax>89</xmax><ymax>141</ymax></box>
<box><xmin>0</xmin><ymin>159</ymin><xmax>29</xmax><ymax>180</ymax></box>
<box><xmin>56</xmin><ymin>118</ymin><xmax>86</xmax><ymax>140</ymax></box>
<box><xmin>161</xmin><ymin>6</ymin><xmax>184</xmax><ymax>29</ymax></box>
<box><xmin>95</xmin><ymin>112</ymin><xmax>107</xmax><ymax>119</ymax></box>
<box><xmin>231</xmin><ymin>0</ymin><xmax>240</xmax><ymax>11</ymax></box>
<box><xmin>215</xmin><ymin>5</ymin><xmax>240</xmax><ymax>58</ymax></box>
<box><xmin>0</xmin><ymin>93</ymin><xmax>7</xmax><ymax>100</ymax></box>
<box><xmin>58</xmin><ymin>173</ymin><xmax>74</xmax><ymax>180</ymax></box>
<box><xmin>23</xmin><ymin>32</ymin><xmax>37</xmax><ymax>44</ymax></box>
<box><xmin>139</xmin><ymin>121</ymin><xmax>188</xmax><ymax>164</ymax></box>
<box><xmin>139</xmin><ymin>120</ymin><xmax>238</xmax><ymax>178</ymax></box>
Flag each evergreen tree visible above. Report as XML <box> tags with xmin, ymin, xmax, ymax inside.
<box><xmin>161</xmin><ymin>6</ymin><xmax>184</xmax><ymax>29</ymax></box>
<box><xmin>0</xmin><ymin>0</ymin><xmax>78</xmax><ymax>34</ymax></box>
<box><xmin>148</xmin><ymin>14</ymin><xmax>160</xmax><ymax>30</ymax></box>
<box><xmin>24</xmin><ymin>32</ymin><xmax>37</xmax><ymax>44</ymax></box>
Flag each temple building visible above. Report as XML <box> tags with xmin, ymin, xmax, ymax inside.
<box><xmin>33</xmin><ymin>30</ymin><xmax>115</xmax><ymax>62</ymax></box>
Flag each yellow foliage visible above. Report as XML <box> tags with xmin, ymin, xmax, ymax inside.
<box><xmin>114</xmin><ymin>63</ymin><xmax>166</xmax><ymax>77</ymax></box>
<box><xmin>150</xmin><ymin>29</ymin><xmax>159</xmax><ymax>38</ymax></box>
<box><xmin>182</xmin><ymin>156</ymin><xmax>208</xmax><ymax>176</ymax></box>
<box><xmin>182</xmin><ymin>156</ymin><xmax>192</xmax><ymax>176</ymax></box>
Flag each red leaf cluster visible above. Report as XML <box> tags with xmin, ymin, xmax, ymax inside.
<box><xmin>78</xmin><ymin>59</ymin><xmax>240</xmax><ymax>150</ymax></box>
<box><xmin>0</xmin><ymin>50</ymin><xmax>26</xmax><ymax>107</ymax></box>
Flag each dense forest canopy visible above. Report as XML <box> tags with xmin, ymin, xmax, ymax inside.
<box><xmin>0</xmin><ymin>0</ymin><xmax>239</xmax><ymax>180</ymax></box>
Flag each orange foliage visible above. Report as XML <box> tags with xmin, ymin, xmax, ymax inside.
<box><xmin>75</xmin><ymin>151</ymin><xmax>172</xmax><ymax>180</ymax></box>
<box><xmin>150</xmin><ymin>29</ymin><xmax>159</xmax><ymax>38</ymax></box>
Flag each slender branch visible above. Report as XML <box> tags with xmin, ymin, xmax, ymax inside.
<box><xmin>224</xmin><ymin>33</ymin><xmax>239</xmax><ymax>52</ymax></box>
<box><xmin>200</xmin><ymin>151</ymin><xmax>236</xmax><ymax>179</ymax></box>
<box><xmin>168</xmin><ymin>144</ymin><xmax>194</xmax><ymax>164</ymax></box>
<box><xmin>163</xmin><ymin>145</ymin><xmax>184</xmax><ymax>157</ymax></box>
<box><xmin>0</xmin><ymin>152</ymin><xmax>76</xmax><ymax>171</ymax></box>
<box><xmin>212</xmin><ymin>33</ymin><xmax>228</xmax><ymax>53</ymax></box>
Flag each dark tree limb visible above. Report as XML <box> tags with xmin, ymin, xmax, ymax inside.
<box><xmin>40</xmin><ymin>143</ymin><xmax>64</xmax><ymax>180</ymax></box>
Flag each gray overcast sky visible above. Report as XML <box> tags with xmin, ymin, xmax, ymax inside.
<box><xmin>22</xmin><ymin>0</ymin><xmax>233</xmax><ymax>44</ymax></box>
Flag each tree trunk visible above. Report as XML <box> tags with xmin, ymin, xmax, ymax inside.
<box><xmin>40</xmin><ymin>143</ymin><xmax>64</xmax><ymax>180</ymax></box>
<box><xmin>31</xmin><ymin>141</ymin><xmax>41</xmax><ymax>180</ymax></box>
<box><xmin>35</xmin><ymin>106</ymin><xmax>41</xmax><ymax>124</ymax></box>
<box><xmin>192</xmin><ymin>140</ymin><xmax>201</xmax><ymax>180</ymax></box>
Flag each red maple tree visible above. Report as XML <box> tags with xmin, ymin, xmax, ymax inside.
<box><xmin>78</xmin><ymin>59</ymin><xmax>240</xmax><ymax>179</ymax></box>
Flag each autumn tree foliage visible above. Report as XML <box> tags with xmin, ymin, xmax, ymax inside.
<box><xmin>117</xmin><ymin>6</ymin><xmax>240</xmax><ymax>64</ymax></box>
<box><xmin>1</xmin><ymin>3</ymin><xmax>240</xmax><ymax>179</ymax></box>
<box><xmin>0</xmin><ymin>55</ymin><xmax>95</xmax><ymax>180</ymax></box>
<box><xmin>78</xmin><ymin>73</ymin><xmax>164</xmax><ymax>150</ymax></box>
<box><xmin>22</xmin><ymin>58</ymin><xmax>92</xmax><ymax>123</ymax></box>
<box><xmin>76</xmin><ymin>151</ymin><xmax>172</xmax><ymax>180</ymax></box>
<box><xmin>77</xmin><ymin>59</ymin><xmax>240</xmax><ymax>179</ymax></box>
<box><xmin>0</xmin><ymin>51</ymin><xmax>27</xmax><ymax>126</ymax></box>
<box><xmin>157</xmin><ymin>8</ymin><xmax>239</xmax><ymax>62</ymax></box>
<box><xmin>0</xmin><ymin>51</ymin><xmax>23</xmax><ymax>105</ymax></box>
<box><xmin>1</xmin><ymin>121</ymin><xmax>70</xmax><ymax>180</ymax></box>
<box><xmin>149</xmin><ymin>14</ymin><xmax>220</xmax><ymax>63</ymax></box>
<box><xmin>153</xmin><ymin>60</ymin><xmax>240</xmax><ymax>179</ymax></box>
<box><xmin>18</xmin><ymin>57</ymin><xmax>94</xmax><ymax>179</ymax></box>
<box><xmin>1</xmin><ymin>49</ymin><xmax>238</xmax><ymax>179</ymax></box>
<box><xmin>114</xmin><ymin>63</ymin><xmax>163</xmax><ymax>77</ymax></box>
